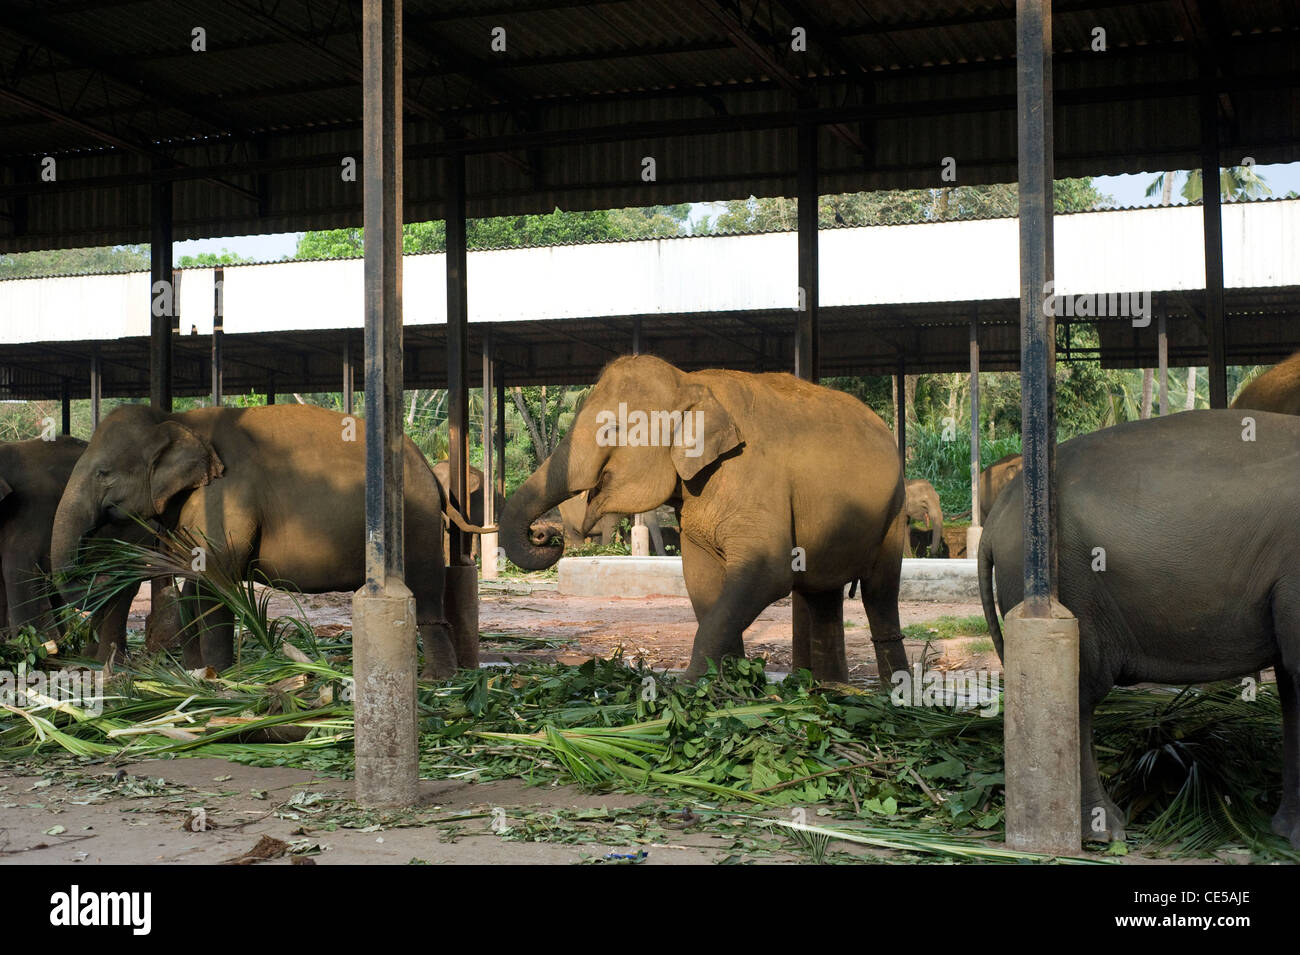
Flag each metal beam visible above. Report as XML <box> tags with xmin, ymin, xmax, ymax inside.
<box><xmin>795</xmin><ymin>120</ymin><xmax>819</xmax><ymax>380</ymax></box>
<box><xmin>446</xmin><ymin>150</ymin><xmax>471</xmax><ymax>564</ymax></box>
<box><xmin>969</xmin><ymin>315</ymin><xmax>981</xmax><ymax>528</ymax></box>
<box><xmin>1201</xmin><ymin>85</ymin><xmax>1228</xmax><ymax>408</ymax></box>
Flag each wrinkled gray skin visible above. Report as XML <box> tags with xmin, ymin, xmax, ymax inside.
<box><xmin>0</xmin><ymin>437</ymin><xmax>132</xmax><ymax>648</ymax></box>
<box><xmin>978</xmin><ymin>452</ymin><xmax>1021</xmax><ymax>524</ymax></box>
<box><xmin>978</xmin><ymin>411</ymin><xmax>1300</xmax><ymax>847</ymax></box>
<box><xmin>903</xmin><ymin>479</ymin><xmax>943</xmax><ymax>557</ymax></box>
<box><xmin>52</xmin><ymin>404</ymin><xmax>459</xmax><ymax>678</ymax></box>
<box><xmin>501</xmin><ymin>355</ymin><xmax>909</xmax><ymax>682</ymax></box>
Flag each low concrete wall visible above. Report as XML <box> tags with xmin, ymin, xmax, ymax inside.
<box><xmin>556</xmin><ymin>556</ymin><xmax>980</xmax><ymax>601</ymax></box>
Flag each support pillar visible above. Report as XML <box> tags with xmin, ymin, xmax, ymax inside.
<box><xmin>1200</xmin><ymin>84</ymin><xmax>1228</xmax><ymax>409</ymax></box>
<box><xmin>794</xmin><ymin>120</ymin><xmax>819</xmax><ymax>382</ymax></box>
<box><xmin>630</xmin><ymin>317</ymin><xmax>650</xmax><ymax>555</ymax></box>
<box><xmin>60</xmin><ymin>380</ymin><xmax>71</xmax><ymax>436</ymax></box>
<box><xmin>967</xmin><ymin>315</ymin><xmax>982</xmax><ymax>556</ymax></box>
<box><xmin>1157</xmin><ymin>313</ymin><xmax>1169</xmax><ymax>416</ymax></box>
<box><xmin>894</xmin><ymin>359</ymin><xmax>906</xmax><ymax>463</ymax></box>
<box><xmin>89</xmin><ymin>347</ymin><xmax>102</xmax><ymax>429</ymax></box>
<box><xmin>266</xmin><ymin>373</ymin><xmax>276</xmax><ymax>405</ymax></box>
<box><xmin>443</xmin><ymin>147</ymin><xmax>479</xmax><ymax>671</ymax></box>
<box><xmin>149</xmin><ymin>158</ymin><xmax>174</xmax><ymax>651</ymax></box>
<box><xmin>211</xmin><ymin>267</ymin><xmax>224</xmax><ymax>406</ymax></box>
<box><xmin>343</xmin><ymin>335</ymin><xmax>355</xmax><ymax>414</ymax></box>
<box><xmin>353</xmin><ymin>0</ymin><xmax>417</xmax><ymax>808</ymax></box>
<box><xmin>480</xmin><ymin>332</ymin><xmax>498</xmax><ymax>579</ymax></box>
<box><xmin>1006</xmin><ymin>0</ymin><xmax>1080</xmax><ymax>857</ymax></box>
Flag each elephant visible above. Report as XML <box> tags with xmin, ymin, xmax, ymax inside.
<box><xmin>1232</xmin><ymin>351</ymin><xmax>1300</xmax><ymax>415</ymax></box>
<box><xmin>51</xmin><ymin>403</ymin><xmax>469</xmax><ymax>679</ymax></box>
<box><xmin>978</xmin><ymin>452</ymin><xmax>1022</xmax><ymax>524</ymax></box>
<box><xmin>0</xmin><ymin>436</ymin><xmax>88</xmax><ymax>635</ymax></box>
<box><xmin>529</xmin><ymin>497</ymin><xmax>679</xmax><ymax>555</ymax></box>
<box><xmin>500</xmin><ymin>354</ymin><xmax>909</xmax><ymax>682</ymax></box>
<box><xmin>978</xmin><ymin>410</ymin><xmax>1300</xmax><ymax>847</ymax></box>
<box><xmin>432</xmin><ymin>461</ymin><xmax>502</xmax><ymax>561</ymax></box>
<box><xmin>903</xmin><ymin>479</ymin><xmax>944</xmax><ymax>557</ymax></box>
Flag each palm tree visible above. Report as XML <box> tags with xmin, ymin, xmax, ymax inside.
<box><xmin>1144</xmin><ymin>165</ymin><xmax>1272</xmax><ymax>204</ymax></box>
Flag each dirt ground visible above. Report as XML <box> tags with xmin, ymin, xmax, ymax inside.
<box><xmin>124</xmin><ymin>580</ymin><xmax>1000</xmax><ymax>679</ymax></box>
<box><xmin>0</xmin><ymin>584</ymin><xmax>1053</xmax><ymax>866</ymax></box>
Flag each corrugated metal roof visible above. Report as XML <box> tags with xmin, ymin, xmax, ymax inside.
<box><xmin>0</xmin><ymin>1</ymin><xmax>1297</xmax><ymax>252</ymax></box>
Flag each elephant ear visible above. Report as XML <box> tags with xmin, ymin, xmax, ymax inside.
<box><xmin>144</xmin><ymin>421</ymin><xmax>225</xmax><ymax>514</ymax></box>
<box><xmin>669</xmin><ymin>383</ymin><xmax>741</xmax><ymax>481</ymax></box>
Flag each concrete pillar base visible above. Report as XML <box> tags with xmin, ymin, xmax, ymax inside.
<box><xmin>966</xmin><ymin>525</ymin><xmax>983</xmax><ymax>556</ymax></box>
<box><xmin>352</xmin><ymin>580</ymin><xmax>419</xmax><ymax>808</ymax></box>
<box><xmin>1003</xmin><ymin>599</ymin><xmax>1080</xmax><ymax>855</ymax></box>
<box><xmin>630</xmin><ymin>524</ymin><xmax>650</xmax><ymax>557</ymax></box>
<box><xmin>445</xmin><ymin>563</ymin><xmax>480</xmax><ymax>670</ymax></box>
<box><xmin>480</xmin><ymin>531</ymin><xmax>499</xmax><ymax>579</ymax></box>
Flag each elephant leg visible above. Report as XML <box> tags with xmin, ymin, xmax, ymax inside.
<box><xmin>1271</xmin><ymin>581</ymin><xmax>1300</xmax><ymax>847</ymax></box>
<box><xmin>5</xmin><ymin>566</ymin><xmax>50</xmax><ymax>635</ymax></box>
<box><xmin>645</xmin><ymin>514</ymin><xmax>665</xmax><ymax>556</ymax></box>
<box><xmin>860</xmin><ymin>511</ymin><xmax>909</xmax><ymax>683</ymax></box>
<box><xmin>90</xmin><ymin>586</ymin><xmax>133</xmax><ymax>664</ymax></box>
<box><xmin>792</xmin><ymin>589</ymin><xmax>848</xmax><ymax>683</ymax></box>
<box><xmin>683</xmin><ymin>539</ymin><xmax>786</xmax><ymax>680</ymax></box>
<box><xmin>1080</xmin><ymin>694</ymin><xmax>1126</xmax><ymax>842</ymax></box>
<box><xmin>0</xmin><ymin>565</ymin><xmax>8</xmax><ymax>635</ymax></box>
<box><xmin>177</xmin><ymin>578</ymin><xmax>236</xmax><ymax>671</ymax></box>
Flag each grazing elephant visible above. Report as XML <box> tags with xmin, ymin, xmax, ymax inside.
<box><xmin>529</xmin><ymin>498</ymin><xmax>679</xmax><ymax>555</ymax></box>
<box><xmin>978</xmin><ymin>452</ymin><xmax>1022</xmax><ymax>524</ymax></box>
<box><xmin>978</xmin><ymin>410</ymin><xmax>1300</xmax><ymax>847</ymax></box>
<box><xmin>903</xmin><ymin>479</ymin><xmax>944</xmax><ymax>557</ymax></box>
<box><xmin>501</xmin><ymin>355</ymin><xmax>909</xmax><ymax>682</ymax></box>
<box><xmin>1232</xmin><ymin>351</ymin><xmax>1300</xmax><ymax>415</ymax></box>
<box><xmin>0</xmin><ymin>437</ymin><xmax>87</xmax><ymax>634</ymax></box>
<box><xmin>51</xmin><ymin>404</ymin><xmax>465</xmax><ymax>678</ymax></box>
<box><xmin>1</xmin><ymin>436</ymin><xmax>133</xmax><ymax>650</ymax></box>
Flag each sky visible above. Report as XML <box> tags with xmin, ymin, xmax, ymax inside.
<box><xmin>173</xmin><ymin>162</ymin><xmax>1300</xmax><ymax>263</ymax></box>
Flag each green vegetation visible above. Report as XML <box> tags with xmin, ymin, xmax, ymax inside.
<box><xmin>902</xmin><ymin>616</ymin><xmax>990</xmax><ymax>641</ymax></box>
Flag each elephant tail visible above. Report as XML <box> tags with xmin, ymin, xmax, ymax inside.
<box><xmin>977</xmin><ymin>532</ymin><xmax>1004</xmax><ymax>657</ymax></box>
<box><xmin>847</xmin><ymin>578</ymin><xmax>859</xmax><ymax>599</ymax></box>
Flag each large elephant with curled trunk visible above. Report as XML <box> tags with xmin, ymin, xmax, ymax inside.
<box><xmin>979</xmin><ymin>410</ymin><xmax>1300</xmax><ymax>847</ymax></box>
<box><xmin>51</xmin><ymin>403</ymin><xmax>466</xmax><ymax>678</ymax></box>
<box><xmin>501</xmin><ymin>355</ymin><xmax>909</xmax><ymax>682</ymax></box>
<box><xmin>1232</xmin><ymin>351</ymin><xmax>1300</xmax><ymax>415</ymax></box>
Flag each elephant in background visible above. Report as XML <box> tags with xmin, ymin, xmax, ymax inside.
<box><xmin>978</xmin><ymin>452</ymin><xmax>1022</xmax><ymax>524</ymax></box>
<box><xmin>52</xmin><ymin>404</ymin><xmax>468</xmax><ymax>679</ymax></box>
<box><xmin>978</xmin><ymin>410</ymin><xmax>1300</xmax><ymax>847</ymax></box>
<box><xmin>903</xmin><ymin>479</ymin><xmax>944</xmax><ymax>557</ymax></box>
<box><xmin>529</xmin><ymin>497</ymin><xmax>680</xmax><ymax>555</ymax></box>
<box><xmin>432</xmin><ymin>461</ymin><xmax>503</xmax><ymax>561</ymax></box>
<box><xmin>0</xmin><ymin>436</ymin><xmax>133</xmax><ymax>651</ymax></box>
<box><xmin>1232</xmin><ymin>351</ymin><xmax>1300</xmax><ymax>415</ymax></box>
<box><xmin>501</xmin><ymin>355</ymin><xmax>909</xmax><ymax>682</ymax></box>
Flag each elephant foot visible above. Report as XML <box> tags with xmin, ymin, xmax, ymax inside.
<box><xmin>420</xmin><ymin>628</ymin><xmax>459</xmax><ymax>682</ymax></box>
<box><xmin>1270</xmin><ymin>803</ymin><xmax>1300</xmax><ymax>846</ymax></box>
<box><xmin>1082</xmin><ymin>794</ymin><xmax>1127</xmax><ymax>843</ymax></box>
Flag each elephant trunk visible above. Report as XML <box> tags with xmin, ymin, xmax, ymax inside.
<box><xmin>501</xmin><ymin>437</ymin><xmax>581</xmax><ymax>572</ymax></box>
<box><xmin>930</xmin><ymin>506</ymin><xmax>943</xmax><ymax>556</ymax></box>
<box><xmin>50</xmin><ymin>478</ymin><xmax>94</xmax><ymax>597</ymax></box>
